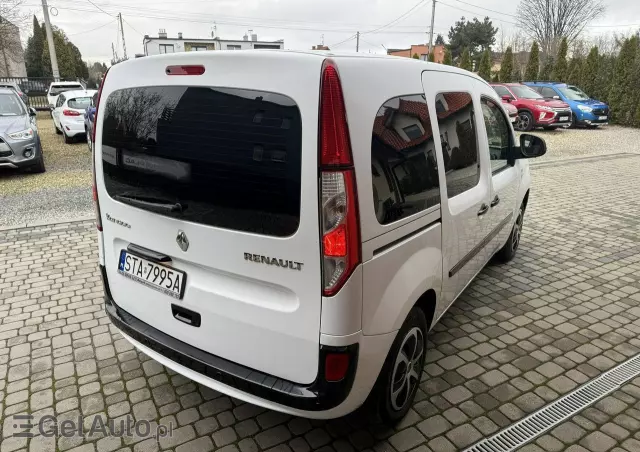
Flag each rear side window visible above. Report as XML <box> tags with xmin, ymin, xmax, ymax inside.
<box><xmin>434</xmin><ymin>92</ymin><xmax>480</xmax><ymax>198</ymax></box>
<box><xmin>492</xmin><ymin>85</ymin><xmax>512</xmax><ymax>99</ymax></box>
<box><xmin>101</xmin><ymin>86</ymin><xmax>302</xmax><ymax>237</ymax></box>
<box><xmin>68</xmin><ymin>97</ymin><xmax>91</xmax><ymax>109</ymax></box>
<box><xmin>371</xmin><ymin>94</ymin><xmax>440</xmax><ymax>225</ymax></box>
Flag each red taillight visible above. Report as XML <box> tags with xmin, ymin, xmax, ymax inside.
<box><xmin>166</xmin><ymin>65</ymin><xmax>205</xmax><ymax>75</ymax></box>
<box><xmin>325</xmin><ymin>353</ymin><xmax>349</xmax><ymax>382</ymax></box>
<box><xmin>92</xmin><ymin>69</ymin><xmax>109</xmax><ymax>232</ymax></box>
<box><xmin>319</xmin><ymin>60</ymin><xmax>360</xmax><ymax>297</ymax></box>
<box><xmin>319</xmin><ymin>62</ymin><xmax>352</xmax><ymax>166</ymax></box>
<box><xmin>63</xmin><ymin>109</ymin><xmax>81</xmax><ymax>116</ymax></box>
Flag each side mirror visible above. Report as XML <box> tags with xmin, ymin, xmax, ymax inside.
<box><xmin>29</xmin><ymin>107</ymin><xmax>37</xmax><ymax>117</ymax></box>
<box><xmin>517</xmin><ymin>134</ymin><xmax>547</xmax><ymax>159</ymax></box>
<box><xmin>501</xmin><ymin>95</ymin><xmax>512</xmax><ymax>103</ymax></box>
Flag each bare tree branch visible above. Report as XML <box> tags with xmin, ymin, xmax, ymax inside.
<box><xmin>517</xmin><ymin>0</ymin><xmax>606</xmax><ymax>57</ymax></box>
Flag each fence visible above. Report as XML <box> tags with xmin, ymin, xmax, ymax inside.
<box><xmin>0</xmin><ymin>77</ymin><xmax>88</xmax><ymax>111</ymax></box>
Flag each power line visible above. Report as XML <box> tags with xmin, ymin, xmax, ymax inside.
<box><xmin>67</xmin><ymin>18</ymin><xmax>116</xmax><ymax>36</ymax></box>
<box><xmin>85</xmin><ymin>0</ymin><xmax>115</xmax><ymax>17</ymax></box>
<box><xmin>447</xmin><ymin>0</ymin><xmax>518</xmax><ymax>19</ymax></box>
<box><xmin>363</xmin><ymin>0</ymin><xmax>428</xmax><ymax>35</ymax></box>
<box><xmin>328</xmin><ymin>34</ymin><xmax>357</xmax><ymax>48</ymax></box>
<box><xmin>121</xmin><ymin>17</ymin><xmax>144</xmax><ymax>36</ymax></box>
<box><xmin>437</xmin><ymin>0</ymin><xmax>519</xmax><ymax>26</ymax></box>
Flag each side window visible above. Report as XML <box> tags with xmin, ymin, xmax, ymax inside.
<box><xmin>435</xmin><ymin>92</ymin><xmax>480</xmax><ymax>198</ymax></box>
<box><xmin>56</xmin><ymin>95</ymin><xmax>65</xmax><ymax>108</ymax></box>
<box><xmin>492</xmin><ymin>85</ymin><xmax>512</xmax><ymax>99</ymax></box>
<box><xmin>541</xmin><ymin>87</ymin><xmax>557</xmax><ymax>98</ymax></box>
<box><xmin>480</xmin><ymin>97</ymin><xmax>511</xmax><ymax>174</ymax></box>
<box><xmin>371</xmin><ymin>94</ymin><xmax>440</xmax><ymax>225</ymax></box>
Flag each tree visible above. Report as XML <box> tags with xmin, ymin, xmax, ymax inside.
<box><xmin>0</xmin><ymin>0</ymin><xmax>29</xmax><ymax>76</ymax></box>
<box><xmin>478</xmin><ymin>49</ymin><xmax>491</xmax><ymax>81</ymax></box>
<box><xmin>539</xmin><ymin>57</ymin><xmax>554</xmax><ymax>80</ymax></box>
<box><xmin>40</xmin><ymin>26</ymin><xmax>90</xmax><ymax>79</ymax></box>
<box><xmin>428</xmin><ymin>51</ymin><xmax>435</xmax><ymax>62</ymax></box>
<box><xmin>592</xmin><ymin>54</ymin><xmax>614</xmax><ymax>103</ymax></box>
<box><xmin>552</xmin><ymin>37</ymin><xmax>568</xmax><ymax>81</ymax></box>
<box><xmin>412</xmin><ymin>53</ymin><xmax>420</xmax><ymax>59</ymax></box>
<box><xmin>442</xmin><ymin>47</ymin><xmax>453</xmax><ymax>65</ymax></box>
<box><xmin>448</xmin><ymin>16</ymin><xmax>498</xmax><ymax>60</ymax></box>
<box><xmin>609</xmin><ymin>36</ymin><xmax>639</xmax><ymax>125</ymax></box>
<box><xmin>581</xmin><ymin>47</ymin><xmax>599</xmax><ymax>96</ymax></box>
<box><xmin>566</xmin><ymin>57</ymin><xmax>583</xmax><ymax>87</ymax></box>
<box><xmin>525</xmin><ymin>42</ymin><xmax>540</xmax><ymax>81</ymax></box>
<box><xmin>517</xmin><ymin>0</ymin><xmax>606</xmax><ymax>57</ymax></box>
<box><xmin>25</xmin><ymin>16</ymin><xmax>46</xmax><ymax>77</ymax></box>
<box><xmin>500</xmin><ymin>46</ymin><xmax>514</xmax><ymax>82</ymax></box>
<box><xmin>435</xmin><ymin>34</ymin><xmax>445</xmax><ymax>46</ymax></box>
<box><xmin>459</xmin><ymin>47</ymin><xmax>472</xmax><ymax>71</ymax></box>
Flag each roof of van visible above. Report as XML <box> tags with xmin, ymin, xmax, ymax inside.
<box><xmin>119</xmin><ymin>49</ymin><xmax>485</xmax><ymax>83</ymax></box>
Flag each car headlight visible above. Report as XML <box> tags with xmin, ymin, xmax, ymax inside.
<box><xmin>539</xmin><ymin>106</ymin><xmax>553</xmax><ymax>111</ymax></box>
<box><xmin>577</xmin><ymin>104</ymin><xmax>593</xmax><ymax>112</ymax></box>
<box><xmin>8</xmin><ymin>128</ymin><xmax>34</xmax><ymax>140</ymax></box>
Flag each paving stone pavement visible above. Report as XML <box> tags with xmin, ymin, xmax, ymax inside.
<box><xmin>2</xmin><ymin>153</ymin><xmax>640</xmax><ymax>452</ymax></box>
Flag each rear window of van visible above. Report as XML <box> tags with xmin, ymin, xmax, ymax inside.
<box><xmin>100</xmin><ymin>86</ymin><xmax>302</xmax><ymax>237</ymax></box>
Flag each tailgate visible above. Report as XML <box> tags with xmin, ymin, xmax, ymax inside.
<box><xmin>96</xmin><ymin>52</ymin><xmax>324</xmax><ymax>384</ymax></box>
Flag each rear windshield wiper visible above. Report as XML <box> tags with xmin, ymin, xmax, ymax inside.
<box><xmin>115</xmin><ymin>195</ymin><xmax>186</xmax><ymax>213</ymax></box>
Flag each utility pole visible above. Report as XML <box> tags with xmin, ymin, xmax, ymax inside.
<box><xmin>41</xmin><ymin>0</ymin><xmax>60</xmax><ymax>80</ymax></box>
<box><xmin>112</xmin><ymin>43</ymin><xmax>117</xmax><ymax>63</ymax></box>
<box><xmin>428</xmin><ymin>0</ymin><xmax>436</xmax><ymax>56</ymax></box>
<box><xmin>118</xmin><ymin>13</ymin><xmax>128</xmax><ymax>60</ymax></box>
<box><xmin>356</xmin><ymin>31</ymin><xmax>360</xmax><ymax>52</ymax></box>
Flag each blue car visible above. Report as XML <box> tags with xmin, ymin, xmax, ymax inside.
<box><xmin>84</xmin><ymin>91</ymin><xmax>99</xmax><ymax>151</ymax></box>
<box><xmin>523</xmin><ymin>81</ymin><xmax>609</xmax><ymax>128</ymax></box>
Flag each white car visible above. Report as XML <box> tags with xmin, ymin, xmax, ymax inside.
<box><xmin>47</xmin><ymin>81</ymin><xmax>85</xmax><ymax>111</ymax></box>
<box><xmin>93</xmin><ymin>51</ymin><xmax>545</xmax><ymax>422</ymax></box>
<box><xmin>52</xmin><ymin>89</ymin><xmax>96</xmax><ymax>143</ymax></box>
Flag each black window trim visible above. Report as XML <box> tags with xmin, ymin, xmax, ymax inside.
<box><xmin>480</xmin><ymin>95</ymin><xmax>515</xmax><ymax>176</ymax></box>
<box><xmin>433</xmin><ymin>90</ymin><xmax>481</xmax><ymax>199</ymax></box>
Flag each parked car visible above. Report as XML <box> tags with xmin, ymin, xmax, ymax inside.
<box><xmin>47</xmin><ymin>81</ymin><xmax>85</xmax><ymax>110</ymax></box>
<box><xmin>94</xmin><ymin>52</ymin><xmax>546</xmax><ymax>422</ymax></box>
<box><xmin>0</xmin><ymin>81</ymin><xmax>29</xmax><ymax>106</ymax></box>
<box><xmin>490</xmin><ymin>82</ymin><xmax>572</xmax><ymax>131</ymax></box>
<box><xmin>52</xmin><ymin>89</ymin><xmax>97</xmax><ymax>143</ymax></box>
<box><xmin>84</xmin><ymin>91</ymin><xmax>99</xmax><ymax>151</ymax></box>
<box><xmin>524</xmin><ymin>81</ymin><xmax>609</xmax><ymax>128</ymax></box>
<box><xmin>0</xmin><ymin>87</ymin><xmax>45</xmax><ymax>172</ymax></box>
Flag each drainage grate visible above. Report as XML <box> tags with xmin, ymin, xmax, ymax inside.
<box><xmin>465</xmin><ymin>353</ymin><xmax>640</xmax><ymax>452</ymax></box>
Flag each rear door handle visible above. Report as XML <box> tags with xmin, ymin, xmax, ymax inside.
<box><xmin>477</xmin><ymin>204</ymin><xmax>489</xmax><ymax>216</ymax></box>
<box><xmin>491</xmin><ymin>195</ymin><xmax>500</xmax><ymax>207</ymax></box>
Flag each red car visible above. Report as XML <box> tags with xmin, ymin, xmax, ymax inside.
<box><xmin>491</xmin><ymin>83</ymin><xmax>572</xmax><ymax>131</ymax></box>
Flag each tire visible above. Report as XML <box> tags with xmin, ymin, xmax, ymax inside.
<box><xmin>55</xmin><ymin>123</ymin><xmax>62</xmax><ymax>135</ymax></box>
<box><xmin>370</xmin><ymin>307</ymin><xmax>427</xmax><ymax>424</ymax></box>
<box><xmin>496</xmin><ymin>206</ymin><xmax>524</xmax><ymax>263</ymax></box>
<box><xmin>30</xmin><ymin>148</ymin><xmax>46</xmax><ymax>174</ymax></box>
<box><xmin>570</xmin><ymin>115</ymin><xmax>577</xmax><ymax>129</ymax></box>
<box><xmin>86</xmin><ymin>128</ymin><xmax>92</xmax><ymax>152</ymax></box>
<box><xmin>63</xmin><ymin>130</ymin><xmax>73</xmax><ymax>144</ymax></box>
<box><xmin>514</xmin><ymin>111</ymin><xmax>534</xmax><ymax>132</ymax></box>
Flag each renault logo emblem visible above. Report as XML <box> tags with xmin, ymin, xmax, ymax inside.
<box><xmin>176</xmin><ymin>230</ymin><xmax>189</xmax><ymax>252</ymax></box>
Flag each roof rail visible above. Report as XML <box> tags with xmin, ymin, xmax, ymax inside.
<box><xmin>521</xmin><ymin>80</ymin><xmax>562</xmax><ymax>84</ymax></box>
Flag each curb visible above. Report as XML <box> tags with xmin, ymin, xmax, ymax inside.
<box><xmin>0</xmin><ymin>215</ymin><xmax>95</xmax><ymax>232</ymax></box>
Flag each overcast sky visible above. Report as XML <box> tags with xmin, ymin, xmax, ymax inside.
<box><xmin>16</xmin><ymin>0</ymin><xmax>640</xmax><ymax>64</ymax></box>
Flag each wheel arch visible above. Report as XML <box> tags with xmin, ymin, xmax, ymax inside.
<box><xmin>414</xmin><ymin>288</ymin><xmax>437</xmax><ymax>331</ymax></box>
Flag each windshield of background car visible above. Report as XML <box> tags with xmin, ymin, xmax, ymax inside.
<box><xmin>559</xmin><ymin>86</ymin><xmax>590</xmax><ymax>101</ymax></box>
<box><xmin>68</xmin><ymin>97</ymin><xmax>92</xmax><ymax>109</ymax></box>
<box><xmin>510</xmin><ymin>85</ymin><xmax>544</xmax><ymax>99</ymax></box>
<box><xmin>49</xmin><ymin>85</ymin><xmax>83</xmax><ymax>96</ymax></box>
<box><xmin>0</xmin><ymin>93</ymin><xmax>25</xmax><ymax>116</ymax></box>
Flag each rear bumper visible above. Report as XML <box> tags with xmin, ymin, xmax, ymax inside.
<box><xmin>101</xmin><ymin>266</ymin><xmax>363</xmax><ymax>415</ymax></box>
<box><xmin>60</xmin><ymin>119</ymin><xmax>87</xmax><ymax>136</ymax></box>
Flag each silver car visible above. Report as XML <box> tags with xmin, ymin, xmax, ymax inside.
<box><xmin>0</xmin><ymin>87</ymin><xmax>45</xmax><ymax>172</ymax></box>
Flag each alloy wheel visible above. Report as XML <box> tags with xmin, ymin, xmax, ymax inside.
<box><xmin>511</xmin><ymin>210</ymin><xmax>523</xmax><ymax>252</ymax></box>
<box><xmin>515</xmin><ymin>113</ymin><xmax>530</xmax><ymax>131</ymax></box>
<box><xmin>390</xmin><ymin>327</ymin><xmax>424</xmax><ymax>411</ymax></box>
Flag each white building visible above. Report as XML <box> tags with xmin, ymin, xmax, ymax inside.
<box><xmin>143</xmin><ymin>30</ymin><xmax>284</xmax><ymax>56</ymax></box>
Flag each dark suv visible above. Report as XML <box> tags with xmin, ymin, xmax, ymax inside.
<box><xmin>490</xmin><ymin>83</ymin><xmax>572</xmax><ymax>131</ymax></box>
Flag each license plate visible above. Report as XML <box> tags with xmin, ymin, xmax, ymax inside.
<box><xmin>118</xmin><ymin>250</ymin><xmax>186</xmax><ymax>299</ymax></box>
<box><xmin>510</xmin><ymin>116</ymin><xmax>516</xmax><ymax>122</ymax></box>
<box><xmin>559</xmin><ymin>116</ymin><xmax>569</xmax><ymax>121</ymax></box>
<box><xmin>599</xmin><ymin>116</ymin><xmax>607</xmax><ymax>120</ymax></box>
